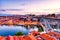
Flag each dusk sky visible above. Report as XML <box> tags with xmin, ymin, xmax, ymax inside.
<box><xmin>0</xmin><ymin>0</ymin><xmax>60</xmax><ymax>15</ymax></box>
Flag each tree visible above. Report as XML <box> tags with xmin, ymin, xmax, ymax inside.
<box><xmin>15</xmin><ymin>32</ymin><xmax>24</xmax><ymax>36</ymax></box>
<box><xmin>51</xmin><ymin>14</ymin><xmax>55</xmax><ymax>17</ymax></box>
<box><xmin>37</xmin><ymin>25</ymin><xmax>44</xmax><ymax>32</ymax></box>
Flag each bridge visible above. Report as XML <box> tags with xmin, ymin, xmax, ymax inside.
<box><xmin>41</xmin><ymin>17</ymin><xmax>60</xmax><ymax>33</ymax></box>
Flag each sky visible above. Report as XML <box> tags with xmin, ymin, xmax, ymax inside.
<box><xmin>0</xmin><ymin>0</ymin><xmax>60</xmax><ymax>15</ymax></box>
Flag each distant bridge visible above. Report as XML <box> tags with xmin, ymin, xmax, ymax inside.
<box><xmin>41</xmin><ymin>17</ymin><xmax>60</xmax><ymax>33</ymax></box>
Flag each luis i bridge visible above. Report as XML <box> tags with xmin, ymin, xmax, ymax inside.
<box><xmin>41</xmin><ymin>17</ymin><xmax>60</xmax><ymax>33</ymax></box>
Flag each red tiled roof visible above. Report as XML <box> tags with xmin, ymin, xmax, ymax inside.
<box><xmin>40</xmin><ymin>33</ymin><xmax>56</xmax><ymax>40</ymax></box>
<box><xmin>56</xmin><ymin>34</ymin><xmax>60</xmax><ymax>38</ymax></box>
<box><xmin>7</xmin><ymin>36</ymin><xmax>14</xmax><ymax>40</ymax></box>
<box><xmin>0</xmin><ymin>32</ymin><xmax>60</xmax><ymax>40</ymax></box>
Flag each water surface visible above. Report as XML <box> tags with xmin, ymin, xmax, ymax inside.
<box><xmin>0</xmin><ymin>25</ymin><xmax>38</xmax><ymax>36</ymax></box>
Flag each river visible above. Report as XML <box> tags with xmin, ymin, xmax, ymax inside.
<box><xmin>0</xmin><ymin>25</ymin><xmax>38</xmax><ymax>36</ymax></box>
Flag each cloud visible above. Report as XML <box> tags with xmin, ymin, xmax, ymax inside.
<box><xmin>0</xmin><ymin>0</ymin><xmax>60</xmax><ymax>15</ymax></box>
<box><xmin>0</xmin><ymin>9</ymin><xmax>24</xmax><ymax>12</ymax></box>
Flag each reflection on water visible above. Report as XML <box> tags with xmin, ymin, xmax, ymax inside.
<box><xmin>0</xmin><ymin>25</ymin><xmax>38</xmax><ymax>36</ymax></box>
